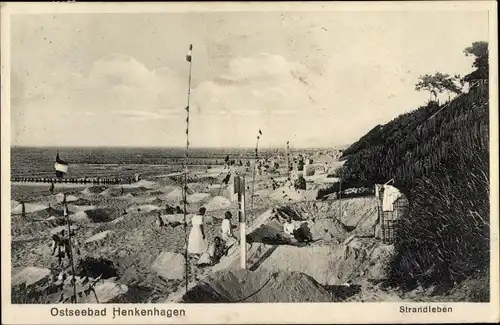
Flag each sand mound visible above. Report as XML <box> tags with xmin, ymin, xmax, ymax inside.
<box><xmin>134</xmin><ymin>180</ymin><xmax>158</xmax><ymax>189</ymax></box>
<box><xmin>269</xmin><ymin>187</ymin><xmax>304</xmax><ymax>202</ymax></box>
<box><xmin>54</xmin><ymin>193</ymin><xmax>79</xmax><ymax>203</ymax></box>
<box><xmin>67</xmin><ymin>204</ymin><xmax>96</xmax><ymax>213</ymax></box>
<box><xmin>258</xmin><ymin>245</ymin><xmax>343</xmax><ymax>285</ymax></box>
<box><xmin>162</xmin><ymin>189</ymin><xmax>184</xmax><ymax>204</ymax></box>
<box><xmin>161</xmin><ymin>214</ymin><xmax>192</xmax><ymax>225</ymax></box>
<box><xmin>50</xmin><ymin>224</ymin><xmax>79</xmax><ymax>235</ymax></box>
<box><xmin>204</xmin><ymin>196</ymin><xmax>231</xmax><ymax>211</ymax></box>
<box><xmin>258</xmin><ymin>237</ymin><xmax>394</xmax><ymax>285</ymax></box>
<box><xmin>151</xmin><ymin>251</ymin><xmax>185</xmax><ymax>280</ymax></box>
<box><xmin>127</xmin><ymin>196</ymin><xmax>162</xmax><ymax>205</ymax></box>
<box><xmin>101</xmin><ymin>186</ymin><xmax>149</xmax><ymax>197</ymax></box>
<box><xmin>11</xmin><ymin>203</ymin><xmax>49</xmax><ymax>215</ymax></box>
<box><xmin>12</xmin><ymin>267</ymin><xmax>51</xmax><ymax>288</ymax></box>
<box><xmin>85</xmin><ymin>230</ymin><xmax>113</xmax><ymax>244</ymax></box>
<box><xmin>159</xmin><ymin>185</ymin><xmax>179</xmax><ymax>194</ymax></box>
<box><xmin>82</xmin><ymin>186</ymin><xmax>107</xmax><ymax>194</ymax></box>
<box><xmin>81</xmin><ymin>281</ymin><xmax>129</xmax><ymax>303</ymax></box>
<box><xmin>183</xmin><ymin>269</ymin><xmax>333</xmax><ymax>303</ymax></box>
<box><xmin>310</xmin><ymin>218</ymin><xmax>350</xmax><ymax>242</ymax></box>
<box><xmin>69</xmin><ymin>211</ymin><xmax>91</xmax><ymax>223</ymax></box>
<box><xmin>187</xmin><ymin>193</ymin><xmax>210</xmax><ymax>204</ymax></box>
<box><xmin>100</xmin><ymin>187</ymin><xmax>122</xmax><ymax>197</ymax></box>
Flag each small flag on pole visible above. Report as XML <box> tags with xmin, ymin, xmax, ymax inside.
<box><xmin>55</xmin><ymin>153</ymin><xmax>69</xmax><ymax>178</ymax></box>
<box><xmin>186</xmin><ymin>44</ymin><xmax>193</xmax><ymax>62</ymax></box>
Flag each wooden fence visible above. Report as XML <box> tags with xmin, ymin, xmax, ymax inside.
<box><xmin>377</xmin><ymin>196</ymin><xmax>409</xmax><ymax>244</ymax></box>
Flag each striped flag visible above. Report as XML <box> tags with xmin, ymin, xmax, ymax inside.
<box><xmin>186</xmin><ymin>44</ymin><xmax>192</xmax><ymax>62</ymax></box>
<box><xmin>55</xmin><ymin>153</ymin><xmax>69</xmax><ymax>178</ymax></box>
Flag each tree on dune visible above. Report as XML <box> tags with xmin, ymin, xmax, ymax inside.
<box><xmin>463</xmin><ymin>41</ymin><xmax>489</xmax><ymax>82</ymax></box>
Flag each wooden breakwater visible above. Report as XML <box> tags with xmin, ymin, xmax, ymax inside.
<box><xmin>11</xmin><ymin>177</ymin><xmax>134</xmax><ymax>185</ymax></box>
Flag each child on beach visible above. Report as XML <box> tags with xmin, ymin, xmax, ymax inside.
<box><xmin>221</xmin><ymin>211</ymin><xmax>235</xmax><ymax>242</ymax></box>
<box><xmin>196</xmin><ymin>236</ymin><xmax>227</xmax><ymax>267</ymax></box>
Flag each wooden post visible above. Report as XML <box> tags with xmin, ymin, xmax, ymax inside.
<box><xmin>63</xmin><ymin>201</ymin><xmax>77</xmax><ymax>303</ymax></box>
<box><xmin>234</xmin><ymin>176</ymin><xmax>246</xmax><ymax>269</ymax></box>
<box><xmin>339</xmin><ymin>176</ymin><xmax>342</xmax><ymax>219</ymax></box>
<box><xmin>240</xmin><ymin>190</ymin><xmax>246</xmax><ymax>269</ymax></box>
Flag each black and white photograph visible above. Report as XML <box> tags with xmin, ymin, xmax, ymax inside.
<box><xmin>1</xmin><ymin>1</ymin><xmax>498</xmax><ymax>324</ymax></box>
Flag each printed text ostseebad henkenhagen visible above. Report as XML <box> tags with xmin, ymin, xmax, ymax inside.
<box><xmin>50</xmin><ymin>307</ymin><xmax>187</xmax><ymax>318</ymax></box>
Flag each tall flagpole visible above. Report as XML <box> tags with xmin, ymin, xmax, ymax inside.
<box><xmin>183</xmin><ymin>44</ymin><xmax>193</xmax><ymax>294</ymax></box>
<box><xmin>286</xmin><ymin>141</ymin><xmax>290</xmax><ymax>179</ymax></box>
<box><xmin>63</xmin><ymin>198</ymin><xmax>77</xmax><ymax>303</ymax></box>
<box><xmin>250</xmin><ymin>130</ymin><xmax>261</xmax><ymax>210</ymax></box>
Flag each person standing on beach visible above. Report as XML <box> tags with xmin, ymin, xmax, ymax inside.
<box><xmin>221</xmin><ymin>211</ymin><xmax>234</xmax><ymax>242</ymax></box>
<box><xmin>188</xmin><ymin>207</ymin><xmax>208</xmax><ymax>258</ymax></box>
<box><xmin>21</xmin><ymin>201</ymin><xmax>26</xmax><ymax>218</ymax></box>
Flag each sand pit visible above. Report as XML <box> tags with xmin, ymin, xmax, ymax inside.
<box><xmin>81</xmin><ymin>186</ymin><xmax>107</xmax><ymax>195</ymax></box>
<box><xmin>204</xmin><ymin>196</ymin><xmax>232</xmax><ymax>212</ymax></box>
<box><xmin>183</xmin><ymin>269</ymin><xmax>334</xmax><ymax>303</ymax></box>
<box><xmin>279</xmin><ymin>198</ymin><xmax>379</xmax><ymax>237</ymax></box>
<box><xmin>310</xmin><ymin>218</ymin><xmax>349</xmax><ymax>242</ymax></box>
<box><xmin>246</xmin><ymin>219</ymin><xmax>285</xmax><ymax>244</ymax></box>
<box><xmin>85</xmin><ymin>208</ymin><xmax>120</xmax><ymax>223</ymax></box>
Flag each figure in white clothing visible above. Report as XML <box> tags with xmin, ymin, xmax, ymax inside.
<box><xmin>188</xmin><ymin>207</ymin><xmax>208</xmax><ymax>256</ymax></box>
<box><xmin>382</xmin><ymin>185</ymin><xmax>402</xmax><ymax>212</ymax></box>
<box><xmin>221</xmin><ymin>211</ymin><xmax>234</xmax><ymax>242</ymax></box>
<box><xmin>283</xmin><ymin>216</ymin><xmax>298</xmax><ymax>237</ymax></box>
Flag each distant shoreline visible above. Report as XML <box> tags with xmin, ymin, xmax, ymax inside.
<box><xmin>10</xmin><ymin>145</ymin><xmax>345</xmax><ymax>150</ymax></box>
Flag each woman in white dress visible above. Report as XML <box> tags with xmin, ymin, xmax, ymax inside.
<box><xmin>188</xmin><ymin>207</ymin><xmax>208</xmax><ymax>257</ymax></box>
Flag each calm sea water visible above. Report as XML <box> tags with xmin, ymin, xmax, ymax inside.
<box><xmin>10</xmin><ymin>147</ymin><xmax>284</xmax><ymax>179</ymax></box>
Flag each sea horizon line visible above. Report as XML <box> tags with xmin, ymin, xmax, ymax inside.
<box><xmin>10</xmin><ymin>145</ymin><xmax>346</xmax><ymax>150</ymax></box>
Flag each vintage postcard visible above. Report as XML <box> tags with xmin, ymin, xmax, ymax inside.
<box><xmin>1</xmin><ymin>1</ymin><xmax>499</xmax><ymax>324</ymax></box>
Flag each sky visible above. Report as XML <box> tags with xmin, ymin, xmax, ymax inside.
<box><xmin>10</xmin><ymin>10</ymin><xmax>489</xmax><ymax>148</ymax></box>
